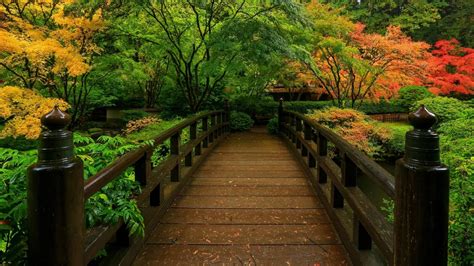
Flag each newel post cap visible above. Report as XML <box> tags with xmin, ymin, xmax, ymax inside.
<box><xmin>41</xmin><ymin>105</ymin><xmax>71</xmax><ymax>131</ymax></box>
<box><xmin>404</xmin><ymin>105</ymin><xmax>440</xmax><ymax>166</ymax></box>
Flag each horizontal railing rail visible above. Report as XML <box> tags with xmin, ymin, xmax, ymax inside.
<box><xmin>27</xmin><ymin>105</ymin><xmax>230</xmax><ymax>265</ymax></box>
<box><xmin>83</xmin><ymin>110</ymin><xmax>229</xmax><ymax>264</ymax></box>
<box><xmin>278</xmin><ymin>100</ymin><xmax>449</xmax><ymax>266</ymax></box>
<box><xmin>280</xmin><ymin>109</ymin><xmax>394</xmax><ymax>264</ymax></box>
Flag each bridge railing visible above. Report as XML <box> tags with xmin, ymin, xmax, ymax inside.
<box><xmin>27</xmin><ymin>104</ymin><xmax>230</xmax><ymax>265</ymax></box>
<box><xmin>278</xmin><ymin>101</ymin><xmax>449</xmax><ymax>266</ymax></box>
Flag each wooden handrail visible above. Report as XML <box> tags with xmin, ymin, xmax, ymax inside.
<box><xmin>27</xmin><ymin>107</ymin><xmax>230</xmax><ymax>265</ymax></box>
<box><xmin>284</xmin><ymin>110</ymin><xmax>395</xmax><ymax>198</ymax></box>
<box><xmin>279</xmin><ymin>103</ymin><xmax>449</xmax><ymax>266</ymax></box>
<box><xmin>84</xmin><ymin>110</ymin><xmax>224</xmax><ymax>199</ymax></box>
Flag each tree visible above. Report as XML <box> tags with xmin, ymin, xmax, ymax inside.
<box><xmin>0</xmin><ymin>0</ymin><xmax>105</xmax><ymax>127</ymax></box>
<box><xmin>136</xmin><ymin>0</ymin><xmax>306</xmax><ymax>111</ymax></box>
<box><xmin>428</xmin><ymin>39</ymin><xmax>474</xmax><ymax>96</ymax></box>
<box><xmin>0</xmin><ymin>86</ymin><xmax>68</xmax><ymax>139</ymax></box>
<box><xmin>304</xmin><ymin>2</ymin><xmax>431</xmax><ymax>107</ymax></box>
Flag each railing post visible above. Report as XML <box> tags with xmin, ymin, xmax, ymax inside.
<box><xmin>224</xmin><ymin>99</ymin><xmax>230</xmax><ymax>133</ymax></box>
<box><xmin>186</xmin><ymin>123</ymin><xmax>197</xmax><ymax>167</ymax></box>
<box><xmin>209</xmin><ymin>114</ymin><xmax>215</xmax><ymax>143</ymax></box>
<box><xmin>135</xmin><ymin>149</ymin><xmax>152</xmax><ymax>186</ymax></box>
<box><xmin>202</xmin><ymin>116</ymin><xmax>209</xmax><ymax>148</ymax></box>
<box><xmin>170</xmin><ymin>131</ymin><xmax>180</xmax><ymax>182</ymax></box>
<box><xmin>394</xmin><ymin>106</ymin><xmax>449</xmax><ymax>266</ymax></box>
<box><xmin>27</xmin><ymin>107</ymin><xmax>84</xmax><ymax>265</ymax></box>
<box><xmin>278</xmin><ymin>98</ymin><xmax>283</xmax><ymax>132</ymax></box>
<box><xmin>317</xmin><ymin>132</ymin><xmax>328</xmax><ymax>184</ymax></box>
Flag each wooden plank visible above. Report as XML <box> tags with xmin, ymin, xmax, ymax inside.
<box><xmin>181</xmin><ymin>185</ymin><xmax>313</xmax><ymax>196</ymax></box>
<box><xmin>171</xmin><ymin>196</ymin><xmax>322</xmax><ymax>209</ymax></box>
<box><xmin>147</xmin><ymin>224</ymin><xmax>341</xmax><ymax>245</ymax></box>
<box><xmin>193</xmin><ymin>170</ymin><xmax>305</xmax><ymax>178</ymax></box>
<box><xmin>199</xmin><ymin>164</ymin><xmax>301</xmax><ymax>171</ymax></box>
<box><xmin>190</xmin><ymin>177</ymin><xmax>309</xmax><ymax>186</ymax></box>
<box><xmin>200</xmin><ymin>160</ymin><xmax>300</xmax><ymax>167</ymax></box>
<box><xmin>160</xmin><ymin>208</ymin><xmax>330</xmax><ymax>225</ymax></box>
<box><xmin>133</xmin><ymin>244</ymin><xmax>350</xmax><ymax>266</ymax></box>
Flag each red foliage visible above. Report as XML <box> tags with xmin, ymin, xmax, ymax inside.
<box><xmin>428</xmin><ymin>39</ymin><xmax>474</xmax><ymax>95</ymax></box>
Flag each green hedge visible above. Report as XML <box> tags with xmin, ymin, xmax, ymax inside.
<box><xmin>230</xmin><ymin>96</ymin><xmax>407</xmax><ymax>117</ymax></box>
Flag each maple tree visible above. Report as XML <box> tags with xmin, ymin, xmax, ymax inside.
<box><xmin>0</xmin><ymin>0</ymin><xmax>105</xmax><ymax>126</ymax></box>
<box><xmin>428</xmin><ymin>39</ymin><xmax>474</xmax><ymax>96</ymax></box>
<box><xmin>305</xmin><ymin>1</ymin><xmax>431</xmax><ymax>108</ymax></box>
<box><xmin>0</xmin><ymin>86</ymin><xmax>68</xmax><ymax>139</ymax></box>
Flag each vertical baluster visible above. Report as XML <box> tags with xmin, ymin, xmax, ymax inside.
<box><xmin>186</xmin><ymin>123</ymin><xmax>197</xmax><ymax>167</ymax></box>
<box><xmin>202</xmin><ymin>116</ymin><xmax>208</xmax><ymax>148</ymax></box>
<box><xmin>209</xmin><ymin>114</ymin><xmax>215</xmax><ymax>143</ymax></box>
<box><xmin>224</xmin><ymin>100</ymin><xmax>230</xmax><ymax>133</ymax></box>
<box><xmin>135</xmin><ymin>149</ymin><xmax>152</xmax><ymax>186</ymax></box>
<box><xmin>353</xmin><ymin>214</ymin><xmax>372</xmax><ymax>250</ymax></box>
<box><xmin>331</xmin><ymin>185</ymin><xmax>344</xmax><ymax>208</ymax></box>
<box><xmin>295</xmin><ymin>117</ymin><xmax>302</xmax><ymax>149</ymax></box>
<box><xmin>317</xmin><ymin>132</ymin><xmax>328</xmax><ymax>183</ymax></box>
<box><xmin>301</xmin><ymin>122</ymin><xmax>311</xmax><ymax>156</ymax></box>
<box><xmin>170</xmin><ymin>132</ymin><xmax>180</xmax><ymax>182</ymax></box>
<box><xmin>278</xmin><ymin>98</ymin><xmax>283</xmax><ymax>132</ymax></box>
<box><xmin>341</xmin><ymin>153</ymin><xmax>357</xmax><ymax>187</ymax></box>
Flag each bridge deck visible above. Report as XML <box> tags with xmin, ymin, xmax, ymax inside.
<box><xmin>133</xmin><ymin>127</ymin><xmax>350</xmax><ymax>265</ymax></box>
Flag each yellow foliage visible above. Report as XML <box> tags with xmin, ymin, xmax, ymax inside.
<box><xmin>0</xmin><ymin>0</ymin><xmax>104</xmax><ymax>83</ymax></box>
<box><xmin>0</xmin><ymin>86</ymin><xmax>69</xmax><ymax>139</ymax></box>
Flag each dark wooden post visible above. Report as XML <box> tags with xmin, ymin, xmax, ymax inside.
<box><xmin>135</xmin><ymin>149</ymin><xmax>152</xmax><ymax>186</ymax></box>
<box><xmin>224</xmin><ymin>99</ymin><xmax>230</xmax><ymax>133</ymax></box>
<box><xmin>394</xmin><ymin>105</ymin><xmax>449</xmax><ymax>266</ymax></box>
<box><xmin>278</xmin><ymin>98</ymin><xmax>283</xmax><ymax>132</ymax></box>
<box><xmin>186</xmin><ymin>123</ymin><xmax>197</xmax><ymax>167</ymax></box>
<box><xmin>27</xmin><ymin>107</ymin><xmax>84</xmax><ymax>265</ymax></box>
<box><xmin>202</xmin><ymin>116</ymin><xmax>209</xmax><ymax>148</ymax></box>
<box><xmin>170</xmin><ymin>132</ymin><xmax>180</xmax><ymax>182</ymax></box>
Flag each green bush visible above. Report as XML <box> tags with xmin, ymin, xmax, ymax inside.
<box><xmin>230</xmin><ymin>111</ymin><xmax>254</xmax><ymax>132</ymax></box>
<box><xmin>267</xmin><ymin>117</ymin><xmax>279</xmax><ymax>135</ymax></box>
<box><xmin>396</xmin><ymin>86</ymin><xmax>434</xmax><ymax>110</ymax></box>
<box><xmin>414</xmin><ymin>97</ymin><xmax>474</xmax><ymax>126</ymax></box>
<box><xmin>436</xmin><ymin>118</ymin><xmax>474</xmax><ymax>265</ymax></box>
<box><xmin>377</xmin><ymin>122</ymin><xmax>412</xmax><ymax>160</ymax></box>
<box><xmin>120</xmin><ymin>110</ymin><xmax>149</xmax><ymax>124</ymax></box>
<box><xmin>230</xmin><ymin>95</ymin><xmax>277</xmax><ymax>118</ymax></box>
<box><xmin>357</xmin><ymin>100</ymin><xmax>407</xmax><ymax>114</ymax></box>
<box><xmin>284</xmin><ymin>101</ymin><xmax>333</xmax><ymax>113</ymax></box>
<box><xmin>0</xmin><ymin>137</ymin><xmax>37</xmax><ymax>151</ymax></box>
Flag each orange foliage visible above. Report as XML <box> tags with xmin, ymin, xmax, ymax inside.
<box><xmin>307</xmin><ymin>107</ymin><xmax>391</xmax><ymax>157</ymax></box>
<box><xmin>123</xmin><ymin>117</ymin><xmax>161</xmax><ymax>135</ymax></box>
<box><xmin>0</xmin><ymin>86</ymin><xmax>69</xmax><ymax>139</ymax></box>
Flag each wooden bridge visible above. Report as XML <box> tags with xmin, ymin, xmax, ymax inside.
<box><xmin>27</xmin><ymin>102</ymin><xmax>449</xmax><ymax>266</ymax></box>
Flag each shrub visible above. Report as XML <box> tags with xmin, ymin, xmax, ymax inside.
<box><xmin>230</xmin><ymin>96</ymin><xmax>277</xmax><ymax>118</ymax></box>
<box><xmin>357</xmin><ymin>100</ymin><xmax>407</xmax><ymax>114</ymax></box>
<box><xmin>414</xmin><ymin>97</ymin><xmax>473</xmax><ymax>126</ymax></box>
<box><xmin>230</xmin><ymin>111</ymin><xmax>254</xmax><ymax>132</ymax></box>
<box><xmin>120</xmin><ymin>110</ymin><xmax>149</xmax><ymax>124</ymax></box>
<box><xmin>307</xmin><ymin>108</ymin><xmax>391</xmax><ymax>158</ymax></box>
<box><xmin>123</xmin><ymin>117</ymin><xmax>161</xmax><ymax>135</ymax></box>
<box><xmin>284</xmin><ymin>101</ymin><xmax>333</xmax><ymax>113</ymax></box>
<box><xmin>378</xmin><ymin>122</ymin><xmax>412</xmax><ymax>160</ymax></box>
<box><xmin>0</xmin><ymin>136</ymin><xmax>38</xmax><ymax>151</ymax></box>
<box><xmin>396</xmin><ymin>86</ymin><xmax>434</xmax><ymax>110</ymax></box>
<box><xmin>267</xmin><ymin>117</ymin><xmax>279</xmax><ymax>135</ymax></box>
<box><xmin>436</xmin><ymin>118</ymin><xmax>474</xmax><ymax>265</ymax></box>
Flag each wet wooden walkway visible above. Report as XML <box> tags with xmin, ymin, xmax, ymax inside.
<box><xmin>133</xmin><ymin>127</ymin><xmax>350</xmax><ymax>265</ymax></box>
